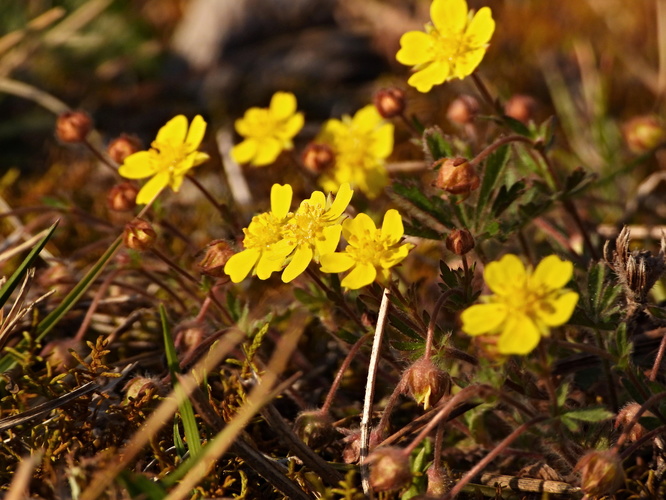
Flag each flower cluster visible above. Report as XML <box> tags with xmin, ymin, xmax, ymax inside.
<box><xmin>460</xmin><ymin>254</ymin><xmax>579</xmax><ymax>355</ymax></box>
<box><xmin>231</xmin><ymin>91</ymin><xmax>304</xmax><ymax>167</ymax></box>
<box><xmin>118</xmin><ymin>115</ymin><xmax>210</xmax><ymax>204</ymax></box>
<box><xmin>397</xmin><ymin>0</ymin><xmax>495</xmax><ymax>93</ymax></box>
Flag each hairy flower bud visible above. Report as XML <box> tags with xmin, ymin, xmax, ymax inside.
<box><xmin>403</xmin><ymin>357</ymin><xmax>450</xmax><ymax>410</ymax></box>
<box><xmin>622</xmin><ymin>115</ymin><xmax>665</xmax><ymax>153</ymax></box>
<box><xmin>56</xmin><ymin>110</ymin><xmax>93</xmax><ymax>143</ymax></box>
<box><xmin>446</xmin><ymin>229</ymin><xmax>475</xmax><ymax>255</ymax></box>
<box><xmin>123</xmin><ymin>218</ymin><xmax>156</xmax><ymax>251</ymax></box>
<box><xmin>123</xmin><ymin>375</ymin><xmax>165</xmax><ymax>405</ymax></box>
<box><xmin>426</xmin><ymin>465</ymin><xmax>453</xmax><ymax>496</ymax></box>
<box><xmin>434</xmin><ymin>157</ymin><xmax>480</xmax><ymax>195</ymax></box>
<box><xmin>374</xmin><ymin>87</ymin><xmax>406</xmax><ymax>119</ymax></box>
<box><xmin>367</xmin><ymin>447</ymin><xmax>412</xmax><ymax>492</ymax></box>
<box><xmin>301</xmin><ymin>142</ymin><xmax>335</xmax><ymax>173</ymax></box>
<box><xmin>108</xmin><ymin>134</ymin><xmax>142</xmax><ymax>164</ymax></box>
<box><xmin>446</xmin><ymin>95</ymin><xmax>479</xmax><ymax>125</ymax></box>
<box><xmin>198</xmin><ymin>240</ymin><xmax>234</xmax><ymax>279</ymax></box>
<box><xmin>575</xmin><ymin>450</ymin><xmax>625</xmax><ymax>497</ymax></box>
<box><xmin>107</xmin><ymin>182</ymin><xmax>139</xmax><ymax>212</ymax></box>
<box><xmin>504</xmin><ymin>94</ymin><xmax>537</xmax><ymax>124</ymax></box>
<box><xmin>294</xmin><ymin>409</ymin><xmax>335</xmax><ymax>448</ymax></box>
<box><xmin>615</xmin><ymin>402</ymin><xmax>649</xmax><ymax>443</ymax></box>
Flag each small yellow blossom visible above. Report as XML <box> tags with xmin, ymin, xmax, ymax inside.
<box><xmin>396</xmin><ymin>0</ymin><xmax>495</xmax><ymax>93</ymax></box>
<box><xmin>224</xmin><ymin>184</ymin><xmax>294</xmax><ymax>283</ymax></box>
<box><xmin>119</xmin><ymin>115</ymin><xmax>209</xmax><ymax>204</ymax></box>
<box><xmin>320</xmin><ymin>209</ymin><xmax>413</xmax><ymax>289</ymax></box>
<box><xmin>460</xmin><ymin>254</ymin><xmax>579</xmax><ymax>355</ymax></box>
<box><xmin>317</xmin><ymin>105</ymin><xmax>393</xmax><ymax>199</ymax></box>
<box><xmin>231</xmin><ymin>91</ymin><xmax>304</xmax><ymax>167</ymax></box>
<box><xmin>277</xmin><ymin>183</ymin><xmax>354</xmax><ymax>283</ymax></box>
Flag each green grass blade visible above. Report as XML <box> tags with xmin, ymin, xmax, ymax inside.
<box><xmin>0</xmin><ymin>220</ymin><xmax>58</xmax><ymax>307</ymax></box>
<box><xmin>160</xmin><ymin>304</ymin><xmax>202</xmax><ymax>459</ymax></box>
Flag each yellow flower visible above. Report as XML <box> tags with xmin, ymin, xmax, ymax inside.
<box><xmin>231</xmin><ymin>91</ymin><xmax>305</xmax><ymax>167</ymax></box>
<box><xmin>317</xmin><ymin>105</ymin><xmax>393</xmax><ymax>199</ymax></box>
<box><xmin>224</xmin><ymin>184</ymin><xmax>294</xmax><ymax>283</ymax></box>
<box><xmin>119</xmin><ymin>115</ymin><xmax>209</xmax><ymax>204</ymax></box>
<box><xmin>278</xmin><ymin>183</ymin><xmax>354</xmax><ymax>283</ymax></box>
<box><xmin>461</xmin><ymin>254</ymin><xmax>579</xmax><ymax>355</ymax></box>
<box><xmin>396</xmin><ymin>0</ymin><xmax>495</xmax><ymax>93</ymax></box>
<box><xmin>320</xmin><ymin>209</ymin><xmax>413</xmax><ymax>289</ymax></box>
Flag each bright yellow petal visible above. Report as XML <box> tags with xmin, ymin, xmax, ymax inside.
<box><xmin>352</xmin><ymin>105</ymin><xmax>382</xmax><ymax>132</ymax></box>
<box><xmin>361</xmin><ymin>165</ymin><xmax>389</xmax><ymax>199</ymax></box>
<box><xmin>225</xmin><ymin>248</ymin><xmax>260</xmax><ymax>283</ymax></box>
<box><xmin>169</xmin><ymin>172</ymin><xmax>186</xmax><ymax>193</ymax></box>
<box><xmin>484</xmin><ymin>254</ymin><xmax>526</xmax><ymax>295</ymax></box>
<box><xmin>341</xmin><ymin>262</ymin><xmax>376</xmax><ymax>289</ymax></box>
<box><xmin>343</xmin><ymin>213</ymin><xmax>376</xmax><ymax>239</ymax></box>
<box><xmin>234</xmin><ymin>114</ymin><xmax>253</xmax><ymax>136</ymax></box>
<box><xmin>380</xmin><ymin>209</ymin><xmax>404</xmax><ymax>243</ymax></box>
<box><xmin>277</xmin><ymin>112</ymin><xmax>304</xmax><ymax>140</ymax></box>
<box><xmin>316</xmin><ymin>225</ymin><xmax>342</xmax><ymax>257</ymax></box>
<box><xmin>308</xmin><ymin>190</ymin><xmax>326</xmax><ymax>208</ymax></box>
<box><xmin>327</xmin><ymin>183</ymin><xmax>353</xmax><ymax>219</ymax></box>
<box><xmin>465</xmin><ymin>7</ymin><xmax>495</xmax><ymax>46</ymax></box>
<box><xmin>252</xmin><ymin>138</ymin><xmax>282</xmax><ymax>166</ymax></box>
<box><xmin>532</xmin><ymin>255</ymin><xmax>574</xmax><ymax>290</ymax></box>
<box><xmin>185</xmin><ymin>115</ymin><xmax>207</xmax><ymax>150</ymax></box>
<box><xmin>320</xmin><ymin>252</ymin><xmax>355</xmax><ymax>273</ymax></box>
<box><xmin>270</xmin><ymin>91</ymin><xmax>297</xmax><ymax>121</ymax></box>
<box><xmin>497</xmin><ymin>314</ymin><xmax>541</xmax><ymax>355</ymax></box>
<box><xmin>118</xmin><ymin>151</ymin><xmax>156</xmax><ymax>179</ymax></box>
<box><xmin>396</xmin><ymin>31</ymin><xmax>434</xmax><ymax>66</ymax></box>
<box><xmin>537</xmin><ymin>291</ymin><xmax>579</xmax><ymax>327</ymax></box>
<box><xmin>282</xmin><ymin>245</ymin><xmax>313</xmax><ymax>283</ymax></box>
<box><xmin>369</xmin><ymin>123</ymin><xmax>394</xmax><ymax>159</ymax></box>
<box><xmin>256</xmin><ymin>250</ymin><xmax>288</xmax><ymax>280</ymax></box>
<box><xmin>460</xmin><ymin>303</ymin><xmax>507</xmax><ymax>336</ymax></box>
<box><xmin>231</xmin><ymin>139</ymin><xmax>258</xmax><ymax>164</ymax></box>
<box><xmin>453</xmin><ymin>47</ymin><xmax>487</xmax><ymax>79</ymax></box>
<box><xmin>271</xmin><ymin>184</ymin><xmax>292</xmax><ymax>219</ymax></box>
<box><xmin>408</xmin><ymin>61</ymin><xmax>451</xmax><ymax>93</ymax></box>
<box><xmin>379</xmin><ymin>243</ymin><xmax>412</xmax><ymax>269</ymax></box>
<box><xmin>136</xmin><ymin>171</ymin><xmax>169</xmax><ymax>205</ymax></box>
<box><xmin>431</xmin><ymin>0</ymin><xmax>468</xmax><ymax>33</ymax></box>
<box><xmin>191</xmin><ymin>151</ymin><xmax>210</xmax><ymax>167</ymax></box>
<box><xmin>156</xmin><ymin>115</ymin><xmax>187</xmax><ymax>146</ymax></box>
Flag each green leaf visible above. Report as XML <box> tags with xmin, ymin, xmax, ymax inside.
<box><xmin>117</xmin><ymin>470</ymin><xmax>168</xmax><ymax>500</ymax></box>
<box><xmin>560</xmin><ymin>167</ymin><xmax>597</xmax><ymax>198</ymax></box>
<box><xmin>502</xmin><ymin>115</ymin><xmax>532</xmax><ymax>137</ymax></box>
<box><xmin>560</xmin><ymin>407</ymin><xmax>614</xmax><ymax>433</ymax></box>
<box><xmin>492</xmin><ymin>180</ymin><xmax>526</xmax><ymax>216</ymax></box>
<box><xmin>423</xmin><ymin>126</ymin><xmax>453</xmax><ymax>161</ymax></box>
<box><xmin>476</xmin><ymin>145</ymin><xmax>510</xmax><ymax>219</ymax></box>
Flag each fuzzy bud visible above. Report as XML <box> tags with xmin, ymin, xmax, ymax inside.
<box><xmin>622</xmin><ymin>115</ymin><xmax>665</xmax><ymax>153</ymax></box>
<box><xmin>198</xmin><ymin>240</ymin><xmax>234</xmax><ymax>279</ymax></box>
<box><xmin>107</xmin><ymin>134</ymin><xmax>142</xmax><ymax>163</ymax></box>
<box><xmin>434</xmin><ymin>157</ymin><xmax>480</xmax><ymax>195</ymax></box>
<box><xmin>447</xmin><ymin>95</ymin><xmax>479</xmax><ymax>125</ymax></box>
<box><xmin>575</xmin><ymin>450</ymin><xmax>625</xmax><ymax>498</ymax></box>
<box><xmin>123</xmin><ymin>218</ymin><xmax>156</xmax><ymax>251</ymax></box>
<box><xmin>123</xmin><ymin>376</ymin><xmax>165</xmax><ymax>404</ymax></box>
<box><xmin>107</xmin><ymin>182</ymin><xmax>139</xmax><ymax>212</ymax></box>
<box><xmin>367</xmin><ymin>447</ymin><xmax>412</xmax><ymax>492</ymax></box>
<box><xmin>56</xmin><ymin>110</ymin><xmax>93</xmax><ymax>143</ymax></box>
<box><xmin>446</xmin><ymin>229</ymin><xmax>475</xmax><ymax>255</ymax></box>
<box><xmin>301</xmin><ymin>143</ymin><xmax>335</xmax><ymax>174</ymax></box>
<box><xmin>504</xmin><ymin>94</ymin><xmax>537</xmax><ymax>124</ymax></box>
<box><xmin>342</xmin><ymin>429</ymin><xmax>382</xmax><ymax>464</ymax></box>
<box><xmin>403</xmin><ymin>357</ymin><xmax>450</xmax><ymax>410</ymax></box>
<box><xmin>426</xmin><ymin>466</ymin><xmax>452</xmax><ymax>496</ymax></box>
<box><xmin>615</xmin><ymin>402</ymin><xmax>648</xmax><ymax>443</ymax></box>
<box><xmin>294</xmin><ymin>409</ymin><xmax>335</xmax><ymax>448</ymax></box>
<box><xmin>374</xmin><ymin>87</ymin><xmax>406</xmax><ymax>119</ymax></box>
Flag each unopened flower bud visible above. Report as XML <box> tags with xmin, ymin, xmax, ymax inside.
<box><xmin>622</xmin><ymin>115</ymin><xmax>665</xmax><ymax>153</ymax></box>
<box><xmin>615</xmin><ymin>402</ymin><xmax>648</xmax><ymax>443</ymax></box>
<box><xmin>342</xmin><ymin>429</ymin><xmax>382</xmax><ymax>464</ymax></box>
<box><xmin>56</xmin><ymin>110</ymin><xmax>93</xmax><ymax>143</ymax></box>
<box><xmin>123</xmin><ymin>218</ymin><xmax>156</xmax><ymax>251</ymax></box>
<box><xmin>505</xmin><ymin>94</ymin><xmax>537</xmax><ymax>124</ymax></box>
<box><xmin>447</xmin><ymin>95</ymin><xmax>479</xmax><ymax>125</ymax></box>
<box><xmin>426</xmin><ymin>465</ymin><xmax>452</xmax><ymax>496</ymax></box>
<box><xmin>446</xmin><ymin>229</ymin><xmax>475</xmax><ymax>255</ymax></box>
<box><xmin>123</xmin><ymin>375</ymin><xmax>165</xmax><ymax>404</ymax></box>
<box><xmin>434</xmin><ymin>157</ymin><xmax>480</xmax><ymax>195</ymax></box>
<box><xmin>403</xmin><ymin>357</ymin><xmax>450</xmax><ymax>410</ymax></box>
<box><xmin>107</xmin><ymin>182</ymin><xmax>139</xmax><ymax>212</ymax></box>
<box><xmin>367</xmin><ymin>447</ymin><xmax>412</xmax><ymax>492</ymax></box>
<box><xmin>294</xmin><ymin>409</ymin><xmax>335</xmax><ymax>448</ymax></box>
<box><xmin>302</xmin><ymin>143</ymin><xmax>335</xmax><ymax>174</ymax></box>
<box><xmin>575</xmin><ymin>450</ymin><xmax>625</xmax><ymax>497</ymax></box>
<box><xmin>107</xmin><ymin>134</ymin><xmax>142</xmax><ymax>163</ymax></box>
<box><xmin>198</xmin><ymin>240</ymin><xmax>234</xmax><ymax>279</ymax></box>
<box><xmin>374</xmin><ymin>87</ymin><xmax>406</xmax><ymax>119</ymax></box>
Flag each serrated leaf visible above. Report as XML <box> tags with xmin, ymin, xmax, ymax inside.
<box><xmin>502</xmin><ymin>115</ymin><xmax>532</xmax><ymax>136</ymax></box>
<box><xmin>492</xmin><ymin>180</ymin><xmax>526</xmax><ymax>216</ymax></box>
<box><xmin>424</xmin><ymin>127</ymin><xmax>453</xmax><ymax>160</ymax></box>
<box><xmin>476</xmin><ymin>144</ymin><xmax>510</xmax><ymax>219</ymax></box>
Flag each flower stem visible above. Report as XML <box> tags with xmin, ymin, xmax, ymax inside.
<box><xmin>186</xmin><ymin>174</ymin><xmax>242</xmax><ymax>234</ymax></box>
<box><xmin>425</xmin><ymin>289</ymin><xmax>459</xmax><ymax>360</ymax></box>
<box><xmin>471</xmin><ymin>72</ymin><xmax>505</xmax><ymax>118</ymax></box>
<box><xmin>305</xmin><ymin>267</ymin><xmax>365</xmax><ymax>331</ymax></box>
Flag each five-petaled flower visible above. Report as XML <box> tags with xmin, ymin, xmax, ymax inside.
<box><xmin>317</xmin><ymin>105</ymin><xmax>394</xmax><ymax>199</ymax></box>
<box><xmin>460</xmin><ymin>254</ymin><xmax>579</xmax><ymax>355</ymax></box>
<box><xmin>118</xmin><ymin>115</ymin><xmax>209</xmax><ymax>205</ymax></box>
<box><xmin>396</xmin><ymin>0</ymin><xmax>495</xmax><ymax>93</ymax></box>
<box><xmin>320</xmin><ymin>209</ymin><xmax>413</xmax><ymax>289</ymax></box>
<box><xmin>231</xmin><ymin>91</ymin><xmax>305</xmax><ymax>167</ymax></box>
<box><xmin>224</xmin><ymin>184</ymin><xmax>294</xmax><ymax>283</ymax></box>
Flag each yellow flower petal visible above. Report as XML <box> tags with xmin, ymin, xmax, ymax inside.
<box><xmin>252</xmin><ymin>138</ymin><xmax>282</xmax><ymax>166</ymax></box>
<box><xmin>453</xmin><ymin>48</ymin><xmax>487</xmax><ymax>79</ymax></box>
<box><xmin>278</xmin><ymin>112</ymin><xmax>304</xmax><ymax>140</ymax></box>
<box><xmin>169</xmin><ymin>172</ymin><xmax>186</xmax><ymax>193</ymax></box>
<box><xmin>185</xmin><ymin>115</ymin><xmax>207</xmax><ymax>150</ymax></box>
<box><xmin>316</xmin><ymin>225</ymin><xmax>342</xmax><ymax>257</ymax></box>
<box><xmin>270</xmin><ymin>184</ymin><xmax>292</xmax><ymax>219</ymax></box>
<box><xmin>255</xmin><ymin>250</ymin><xmax>287</xmax><ymax>280</ymax></box>
<box><xmin>191</xmin><ymin>151</ymin><xmax>211</xmax><ymax>167</ymax></box>
<box><xmin>341</xmin><ymin>262</ymin><xmax>376</xmax><ymax>289</ymax></box>
<box><xmin>352</xmin><ymin>105</ymin><xmax>382</xmax><ymax>132</ymax></box>
<box><xmin>231</xmin><ymin>139</ymin><xmax>258</xmax><ymax>164</ymax></box>
<box><xmin>497</xmin><ymin>314</ymin><xmax>541</xmax><ymax>355</ymax></box>
<box><xmin>270</xmin><ymin>91</ymin><xmax>297</xmax><ymax>121</ymax></box>
<box><xmin>118</xmin><ymin>151</ymin><xmax>156</xmax><ymax>179</ymax></box>
<box><xmin>327</xmin><ymin>183</ymin><xmax>353</xmax><ymax>219</ymax></box>
<box><xmin>408</xmin><ymin>60</ymin><xmax>451</xmax><ymax>93</ymax></box>
<box><xmin>343</xmin><ymin>213</ymin><xmax>376</xmax><ymax>239</ymax></box>
<box><xmin>379</xmin><ymin>243</ymin><xmax>412</xmax><ymax>269</ymax></box>
<box><xmin>361</xmin><ymin>165</ymin><xmax>389</xmax><ymax>199</ymax></box>
<box><xmin>225</xmin><ymin>248</ymin><xmax>261</xmax><ymax>283</ymax></box>
<box><xmin>282</xmin><ymin>244</ymin><xmax>314</xmax><ymax>283</ymax></box>
<box><xmin>431</xmin><ymin>0</ymin><xmax>468</xmax><ymax>34</ymax></box>
<box><xmin>369</xmin><ymin>123</ymin><xmax>394</xmax><ymax>159</ymax></box>
<box><xmin>396</xmin><ymin>31</ymin><xmax>434</xmax><ymax>66</ymax></box>
<box><xmin>136</xmin><ymin>170</ymin><xmax>169</xmax><ymax>204</ymax></box>
<box><xmin>537</xmin><ymin>291</ymin><xmax>579</xmax><ymax>327</ymax></box>
<box><xmin>156</xmin><ymin>115</ymin><xmax>187</xmax><ymax>146</ymax></box>
<box><xmin>532</xmin><ymin>255</ymin><xmax>574</xmax><ymax>290</ymax></box>
<box><xmin>466</xmin><ymin>7</ymin><xmax>495</xmax><ymax>46</ymax></box>
<box><xmin>484</xmin><ymin>254</ymin><xmax>526</xmax><ymax>296</ymax></box>
<box><xmin>380</xmin><ymin>209</ymin><xmax>404</xmax><ymax>243</ymax></box>
<box><xmin>320</xmin><ymin>252</ymin><xmax>355</xmax><ymax>273</ymax></box>
<box><xmin>460</xmin><ymin>303</ymin><xmax>507</xmax><ymax>336</ymax></box>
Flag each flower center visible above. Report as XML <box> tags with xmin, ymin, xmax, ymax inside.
<box><xmin>504</xmin><ymin>282</ymin><xmax>556</xmax><ymax>318</ymax></box>
<box><xmin>250</xmin><ymin>110</ymin><xmax>278</xmax><ymax>140</ymax></box>
<box><xmin>337</xmin><ymin>128</ymin><xmax>376</xmax><ymax>170</ymax></box>
<box><xmin>346</xmin><ymin>230</ymin><xmax>388</xmax><ymax>265</ymax></box>
<box><xmin>243</xmin><ymin>212</ymin><xmax>285</xmax><ymax>250</ymax></box>
<box><xmin>283</xmin><ymin>203</ymin><xmax>326</xmax><ymax>243</ymax></box>
<box><xmin>432</xmin><ymin>29</ymin><xmax>470</xmax><ymax>65</ymax></box>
